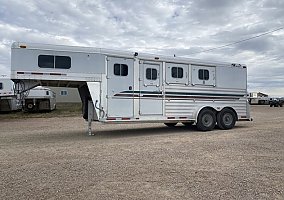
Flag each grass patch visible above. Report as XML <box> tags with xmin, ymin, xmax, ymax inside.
<box><xmin>0</xmin><ymin>103</ymin><xmax>83</xmax><ymax>120</ymax></box>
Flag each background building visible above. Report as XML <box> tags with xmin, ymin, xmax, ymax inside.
<box><xmin>248</xmin><ymin>92</ymin><xmax>270</xmax><ymax>105</ymax></box>
<box><xmin>49</xmin><ymin>87</ymin><xmax>81</xmax><ymax>103</ymax></box>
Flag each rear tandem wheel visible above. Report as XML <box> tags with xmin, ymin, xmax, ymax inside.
<box><xmin>216</xmin><ymin>108</ymin><xmax>237</xmax><ymax>130</ymax></box>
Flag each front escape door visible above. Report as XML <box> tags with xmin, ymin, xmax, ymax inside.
<box><xmin>107</xmin><ymin>57</ymin><xmax>134</xmax><ymax>117</ymax></box>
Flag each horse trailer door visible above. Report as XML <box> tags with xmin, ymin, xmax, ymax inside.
<box><xmin>107</xmin><ymin>57</ymin><xmax>134</xmax><ymax>117</ymax></box>
<box><xmin>192</xmin><ymin>65</ymin><xmax>216</xmax><ymax>86</ymax></box>
<box><xmin>139</xmin><ymin>61</ymin><xmax>163</xmax><ymax>115</ymax></box>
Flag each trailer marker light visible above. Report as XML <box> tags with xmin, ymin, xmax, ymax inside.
<box><xmin>122</xmin><ymin>118</ymin><xmax>130</xmax><ymax>120</ymax></box>
<box><xmin>167</xmin><ymin>117</ymin><xmax>175</xmax><ymax>119</ymax></box>
<box><xmin>50</xmin><ymin>73</ymin><xmax>64</xmax><ymax>76</ymax></box>
<box><xmin>107</xmin><ymin>117</ymin><xmax>116</xmax><ymax>120</ymax></box>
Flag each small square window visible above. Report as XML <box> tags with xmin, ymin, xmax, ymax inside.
<box><xmin>60</xmin><ymin>90</ymin><xmax>68</xmax><ymax>96</ymax></box>
<box><xmin>172</xmin><ymin>67</ymin><xmax>183</xmax><ymax>78</ymax></box>
<box><xmin>198</xmin><ymin>69</ymin><xmax>209</xmax><ymax>80</ymax></box>
<box><xmin>114</xmin><ymin>64</ymin><xmax>128</xmax><ymax>76</ymax></box>
<box><xmin>55</xmin><ymin>56</ymin><xmax>71</xmax><ymax>69</ymax></box>
<box><xmin>38</xmin><ymin>55</ymin><xmax>54</xmax><ymax>68</ymax></box>
<box><xmin>146</xmin><ymin>68</ymin><xmax>158</xmax><ymax>80</ymax></box>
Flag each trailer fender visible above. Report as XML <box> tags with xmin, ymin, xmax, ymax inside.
<box><xmin>194</xmin><ymin>106</ymin><xmax>217</xmax><ymax>123</ymax></box>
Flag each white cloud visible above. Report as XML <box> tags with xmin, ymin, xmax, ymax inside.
<box><xmin>0</xmin><ymin>0</ymin><xmax>283</xmax><ymax>96</ymax></box>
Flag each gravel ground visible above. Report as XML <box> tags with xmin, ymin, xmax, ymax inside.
<box><xmin>0</xmin><ymin>106</ymin><xmax>283</xmax><ymax>200</ymax></box>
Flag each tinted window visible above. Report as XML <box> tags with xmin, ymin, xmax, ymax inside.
<box><xmin>114</xmin><ymin>64</ymin><xmax>128</xmax><ymax>76</ymax></box>
<box><xmin>38</xmin><ymin>55</ymin><xmax>54</xmax><ymax>68</ymax></box>
<box><xmin>198</xmin><ymin>69</ymin><xmax>209</xmax><ymax>80</ymax></box>
<box><xmin>0</xmin><ymin>82</ymin><xmax>2</xmax><ymax>90</ymax></box>
<box><xmin>204</xmin><ymin>69</ymin><xmax>209</xmax><ymax>80</ymax></box>
<box><xmin>152</xmin><ymin>68</ymin><xmax>157</xmax><ymax>80</ymax></box>
<box><xmin>38</xmin><ymin>55</ymin><xmax>71</xmax><ymax>69</ymax></box>
<box><xmin>114</xmin><ymin>64</ymin><xmax>121</xmax><ymax>75</ymax></box>
<box><xmin>198</xmin><ymin>69</ymin><xmax>203</xmax><ymax>79</ymax></box>
<box><xmin>178</xmin><ymin>67</ymin><xmax>183</xmax><ymax>78</ymax></box>
<box><xmin>146</xmin><ymin>68</ymin><xmax>157</xmax><ymax>80</ymax></box>
<box><xmin>121</xmin><ymin>64</ymin><xmax>128</xmax><ymax>76</ymax></box>
<box><xmin>55</xmin><ymin>56</ymin><xmax>71</xmax><ymax>69</ymax></box>
<box><xmin>172</xmin><ymin>67</ymin><xmax>183</xmax><ymax>78</ymax></box>
<box><xmin>60</xmin><ymin>90</ymin><xmax>68</xmax><ymax>96</ymax></box>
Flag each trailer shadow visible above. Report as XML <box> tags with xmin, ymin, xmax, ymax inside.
<box><xmin>94</xmin><ymin>124</ymin><xmax>250</xmax><ymax>139</ymax></box>
<box><xmin>6</xmin><ymin>124</ymin><xmax>250</xmax><ymax>145</ymax></box>
<box><xmin>94</xmin><ymin>125</ymin><xmax>198</xmax><ymax>139</ymax></box>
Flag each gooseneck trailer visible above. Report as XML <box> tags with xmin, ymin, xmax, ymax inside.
<box><xmin>11</xmin><ymin>42</ymin><xmax>251</xmax><ymax>135</ymax></box>
<box><xmin>0</xmin><ymin>77</ymin><xmax>21</xmax><ymax>112</ymax></box>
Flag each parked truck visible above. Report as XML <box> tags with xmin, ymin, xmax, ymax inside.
<box><xmin>0</xmin><ymin>77</ymin><xmax>21</xmax><ymax>112</ymax></box>
<box><xmin>269</xmin><ymin>98</ymin><xmax>283</xmax><ymax>107</ymax></box>
<box><xmin>10</xmin><ymin>42</ymin><xmax>251</xmax><ymax>134</ymax></box>
<box><xmin>24</xmin><ymin>86</ymin><xmax>56</xmax><ymax>112</ymax></box>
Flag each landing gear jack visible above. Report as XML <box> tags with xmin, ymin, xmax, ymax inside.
<box><xmin>87</xmin><ymin>100</ymin><xmax>95</xmax><ymax>136</ymax></box>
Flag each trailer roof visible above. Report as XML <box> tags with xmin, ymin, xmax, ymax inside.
<box><xmin>12</xmin><ymin>42</ymin><xmax>245</xmax><ymax>67</ymax></box>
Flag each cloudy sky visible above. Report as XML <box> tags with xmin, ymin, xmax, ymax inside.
<box><xmin>0</xmin><ymin>0</ymin><xmax>283</xmax><ymax>96</ymax></box>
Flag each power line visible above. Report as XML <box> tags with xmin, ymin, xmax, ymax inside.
<box><xmin>186</xmin><ymin>27</ymin><xmax>284</xmax><ymax>55</ymax></box>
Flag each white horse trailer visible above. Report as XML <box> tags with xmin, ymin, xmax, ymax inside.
<box><xmin>11</xmin><ymin>42</ymin><xmax>251</xmax><ymax>135</ymax></box>
<box><xmin>24</xmin><ymin>86</ymin><xmax>56</xmax><ymax>112</ymax></box>
<box><xmin>0</xmin><ymin>77</ymin><xmax>21</xmax><ymax>112</ymax></box>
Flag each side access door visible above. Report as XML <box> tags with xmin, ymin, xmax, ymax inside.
<box><xmin>107</xmin><ymin>57</ymin><xmax>134</xmax><ymax>117</ymax></box>
<box><xmin>191</xmin><ymin>65</ymin><xmax>216</xmax><ymax>86</ymax></box>
<box><xmin>139</xmin><ymin>61</ymin><xmax>163</xmax><ymax>115</ymax></box>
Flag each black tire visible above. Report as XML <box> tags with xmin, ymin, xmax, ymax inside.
<box><xmin>164</xmin><ymin>123</ymin><xmax>177</xmax><ymax>127</ymax></box>
<box><xmin>217</xmin><ymin>108</ymin><xmax>237</xmax><ymax>130</ymax></box>
<box><xmin>270</xmin><ymin>104</ymin><xmax>273</xmax><ymax>107</ymax></box>
<box><xmin>182</xmin><ymin>122</ymin><xmax>194</xmax><ymax>127</ymax></box>
<box><xmin>26</xmin><ymin>102</ymin><xmax>34</xmax><ymax>111</ymax></box>
<box><xmin>196</xmin><ymin>109</ymin><xmax>216</xmax><ymax>131</ymax></box>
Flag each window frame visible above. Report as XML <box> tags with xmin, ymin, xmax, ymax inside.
<box><xmin>38</xmin><ymin>55</ymin><xmax>54</xmax><ymax>69</ymax></box>
<box><xmin>171</xmin><ymin>67</ymin><xmax>183</xmax><ymax>79</ymax></box>
<box><xmin>55</xmin><ymin>56</ymin><xmax>71</xmax><ymax>69</ymax></box>
<box><xmin>114</xmin><ymin>63</ymin><xmax>128</xmax><ymax>76</ymax></box>
<box><xmin>60</xmin><ymin>90</ymin><xmax>68</xmax><ymax>96</ymax></box>
<box><xmin>198</xmin><ymin>69</ymin><xmax>210</xmax><ymax>80</ymax></box>
<box><xmin>146</xmin><ymin>68</ymin><xmax>158</xmax><ymax>80</ymax></box>
<box><xmin>38</xmin><ymin>55</ymin><xmax>71</xmax><ymax>69</ymax></box>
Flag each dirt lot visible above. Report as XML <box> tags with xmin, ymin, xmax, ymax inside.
<box><xmin>0</xmin><ymin>106</ymin><xmax>283</xmax><ymax>200</ymax></box>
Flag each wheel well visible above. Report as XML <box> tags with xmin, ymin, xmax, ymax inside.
<box><xmin>196</xmin><ymin>106</ymin><xmax>217</xmax><ymax>121</ymax></box>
